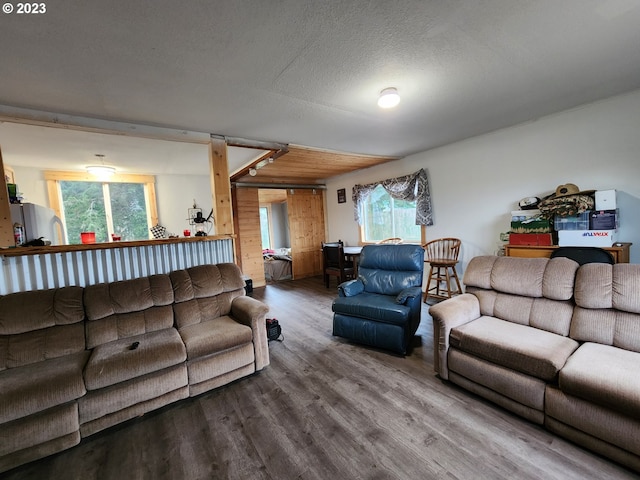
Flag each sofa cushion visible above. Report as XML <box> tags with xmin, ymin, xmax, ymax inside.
<box><xmin>173</xmin><ymin>292</ymin><xmax>244</xmax><ymax>329</ymax></box>
<box><xmin>357</xmin><ymin>245</ymin><xmax>424</xmax><ymax>296</ymax></box>
<box><xmin>79</xmin><ymin>365</ymin><xmax>188</xmax><ymax>425</ymax></box>
<box><xmin>0</xmin><ymin>351</ymin><xmax>89</xmax><ymax>424</ymax></box>
<box><xmin>559</xmin><ymin>342</ymin><xmax>640</xmax><ymax>417</ymax></box>
<box><xmin>1</xmin><ymin>322</ymin><xmax>85</xmax><ymax>371</ymax></box>
<box><xmin>463</xmin><ymin>256</ymin><xmax>498</xmax><ymax>290</ymax></box>
<box><xmin>0</xmin><ymin>286</ymin><xmax>84</xmax><ymax>335</ymax></box>
<box><xmin>332</xmin><ymin>293</ymin><xmax>411</xmax><ymax>326</ymax></box>
<box><xmin>0</xmin><ymin>402</ymin><xmax>80</xmax><ymax>459</ymax></box>
<box><xmin>450</xmin><ymin>316</ymin><xmax>579</xmax><ymax>381</ymax></box>
<box><xmin>85</xmin><ymin>305</ymin><xmax>175</xmax><ymax>349</ymax></box>
<box><xmin>84</xmin><ymin>274</ymin><xmax>175</xmax><ymax>349</ymax></box>
<box><xmin>187</xmin><ymin>344</ymin><xmax>255</xmax><ymax>385</ymax></box>
<box><xmin>575</xmin><ymin>263</ymin><xmax>640</xmax><ymax>313</ymax></box>
<box><xmin>179</xmin><ymin>316</ymin><xmax>253</xmax><ymax>359</ymax></box>
<box><xmin>572</xmin><ymin>263</ymin><xmax>640</xmax><ymax>354</ymax></box>
<box><xmin>84</xmin><ymin>275</ymin><xmax>173</xmax><ymax>321</ymax></box>
<box><xmin>84</xmin><ymin>328</ymin><xmax>186</xmax><ymax>390</ymax></box>
<box><xmin>171</xmin><ymin>264</ymin><xmax>245</xmax><ymax>303</ymax></box>
<box><xmin>491</xmin><ymin>257</ymin><xmax>547</xmax><ymax>297</ymax></box>
<box><xmin>171</xmin><ymin>264</ymin><xmax>246</xmax><ymax>329</ymax></box>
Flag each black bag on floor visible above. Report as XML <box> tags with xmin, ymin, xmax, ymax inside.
<box><xmin>266</xmin><ymin>318</ymin><xmax>282</xmax><ymax>341</ymax></box>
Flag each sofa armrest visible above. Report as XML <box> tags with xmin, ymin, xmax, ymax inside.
<box><xmin>231</xmin><ymin>296</ymin><xmax>270</xmax><ymax>371</ymax></box>
<box><xmin>395</xmin><ymin>286</ymin><xmax>423</xmax><ymax>304</ymax></box>
<box><xmin>428</xmin><ymin>293</ymin><xmax>481</xmax><ymax>380</ymax></box>
<box><xmin>338</xmin><ymin>279</ymin><xmax>365</xmax><ymax>297</ymax></box>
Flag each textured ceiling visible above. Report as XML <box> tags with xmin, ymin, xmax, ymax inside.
<box><xmin>1</xmin><ymin>1</ymin><xmax>640</xmax><ymax>161</ymax></box>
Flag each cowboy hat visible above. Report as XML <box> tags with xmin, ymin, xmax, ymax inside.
<box><xmin>552</xmin><ymin>183</ymin><xmax>595</xmax><ymax>198</ymax></box>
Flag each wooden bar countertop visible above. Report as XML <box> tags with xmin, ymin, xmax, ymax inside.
<box><xmin>0</xmin><ymin>234</ymin><xmax>235</xmax><ymax>257</ymax></box>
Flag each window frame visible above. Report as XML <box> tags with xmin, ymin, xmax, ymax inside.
<box><xmin>44</xmin><ymin>170</ymin><xmax>158</xmax><ymax>243</ymax></box>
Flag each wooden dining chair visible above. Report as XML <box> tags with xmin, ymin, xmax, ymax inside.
<box><xmin>422</xmin><ymin>237</ymin><xmax>462</xmax><ymax>303</ymax></box>
<box><xmin>377</xmin><ymin>237</ymin><xmax>403</xmax><ymax>244</ymax></box>
<box><xmin>322</xmin><ymin>241</ymin><xmax>355</xmax><ymax>288</ymax></box>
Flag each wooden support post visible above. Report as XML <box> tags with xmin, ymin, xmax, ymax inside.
<box><xmin>208</xmin><ymin>137</ymin><xmax>234</xmax><ymax>235</ymax></box>
<box><xmin>0</xmin><ymin>146</ymin><xmax>16</xmax><ymax>247</ymax></box>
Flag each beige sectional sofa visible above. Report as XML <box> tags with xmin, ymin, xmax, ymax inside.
<box><xmin>430</xmin><ymin>255</ymin><xmax>640</xmax><ymax>472</ymax></box>
<box><xmin>0</xmin><ymin>263</ymin><xmax>269</xmax><ymax>473</ymax></box>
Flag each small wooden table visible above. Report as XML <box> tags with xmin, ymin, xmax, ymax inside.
<box><xmin>504</xmin><ymin>243</ymin><xmax>632</xmax><ymax>263</ymax></box>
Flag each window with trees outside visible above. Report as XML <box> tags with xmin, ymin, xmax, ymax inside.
<box><xmin>259</xmin><ymin>206</ymin><xmax>272</xmax><ymax>250</ymax></box>
<box><xmin>45</xmin><ymin>171</ymin><xmax>157</xmax><ymax>244</ymax></box>
<box><xmin>360</xmin><ymin>184</ymin><xmax>422</xmax><ymax>243</ymax></box>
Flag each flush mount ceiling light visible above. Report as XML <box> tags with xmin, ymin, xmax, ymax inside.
<box><xmin>249</xmin><ymin>168</ymin><xmax>258</xmax><ymax>177</ymax></box>
<box><xmin>86</xmin><ymin>165</ymin><xmax>116</xmax><ymax>177</ymax></box>
<box><xmin>377</xmin><ymin>87</ymin><xmax>401</xmax><ymax>109</ymax></box>
<box><xmin>86</xmin><ymin>154</ymin><xmax>116</xmax><ymax>178</ymax></box>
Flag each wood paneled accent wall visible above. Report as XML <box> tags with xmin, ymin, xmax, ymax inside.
<box><xmin>234</xmin><ymin>186</ymin><xmax>325</xmax><ymax>286</ymax></box>
<box><xmin>209</xmin><ymin>138</ymin><xmax>233</xmax><ymax>235</ymax></box>
<box><xmin>233</xmin><ymin>187</ymin><xmax>267</xmax><ymax>287</ymax></box>
<box><xmin>0</xmin><ymin>147</ymin><xmax>15</xmax><ymax>247</ymax></box>
<box><xmin>287</xmin><ymin>188</ymin><xmax>325</xmax><ymax>279</ymax></box>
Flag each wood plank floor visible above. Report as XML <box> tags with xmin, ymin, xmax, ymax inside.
<box><xmin>3</xmin><ymin>277</ymin><xmax>639</xmax><ymax>480</ymax></box>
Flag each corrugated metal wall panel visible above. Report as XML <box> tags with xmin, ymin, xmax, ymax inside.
<box><xmin>0</xmin><ymin>239</ymin><xmax>234</xmax><ymax>295</ymax></box>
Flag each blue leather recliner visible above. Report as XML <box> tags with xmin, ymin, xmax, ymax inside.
<box><xmin>332</xmin><ymin>244</ymin><xmax>425</xmax><ymax>355</ymax></box>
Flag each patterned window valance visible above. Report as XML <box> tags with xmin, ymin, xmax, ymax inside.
<box><xmin>352</xmin><ymin>168</ymin><xmax>433</xmax><ymax>226</ymax></box>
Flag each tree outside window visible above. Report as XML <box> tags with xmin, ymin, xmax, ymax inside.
<box><xmin>60</xmin><ymin>181</ymin><xmax>151</xmax><ymax>244</ymax></box>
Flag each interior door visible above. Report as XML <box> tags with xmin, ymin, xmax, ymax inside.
<box><xmin>233</xmin><ymin>186</ymin><xmax>267</xmax><ymax>287</ymax></box>
<box><xmin>287</xmin><ymin>188</ymin><xmax>325</xmax><ymax>279</ymax></box>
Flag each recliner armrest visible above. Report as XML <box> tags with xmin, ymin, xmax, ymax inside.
<box><xmin>338</xmin><ymin>279</ymin><xmax>364</xmax><ymax>297</ymax></box>
<box><xmin>395</xmin><ymin>286</ymin><xmax>423</xmax><ymax>304</ymax></box>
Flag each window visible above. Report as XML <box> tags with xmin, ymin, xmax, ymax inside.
<box><xmin>361</xmin><ymin>185</ymin><xmax>421</xmax><ymax>243</ymax></box>
<box><xmin>353</xmin><ymin>169</ymin><xmax>433</xmax><ymax>244</ymax></box>
<box><xmin>45</xmin><ymin>171</ymin><xmax>157</xmax><ymax>244</ymax></box>
<box><xmin>259</xmin><ymin>206</ymin><xmax>272</xmax><ymax>250</ymax></box>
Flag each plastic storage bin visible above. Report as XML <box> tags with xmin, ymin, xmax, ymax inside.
<box><xmin>554</xmin><ymin>211</ymin><xmax>591</xmax><ymax>231</ymax></box>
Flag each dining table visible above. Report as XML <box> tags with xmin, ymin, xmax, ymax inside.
<box><xmin>343</xmin><ymin>245</ymin><xmax>363</xmax><ymax>276</ymax></box>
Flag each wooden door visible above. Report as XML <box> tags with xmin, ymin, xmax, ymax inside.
<box><xmin>0</xmin><ymin>147</ymin><xmax>15</xmax><ymax>247</ymax></box>
<box><xmin>233</xmin><ymin>187</ymin><xmax>267</xmax><ymax>287</ymax></box>
<box><xmin>287</xmin><ymin>189</ymin><xmax>325</xmax><ymax>279</ymax></box>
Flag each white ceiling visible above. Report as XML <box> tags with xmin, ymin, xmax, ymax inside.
<box><xmin>1</xmin><ymin>1</ymin><xmax>640</xmax><ymax>166</ymax></box>
<box><xmin>0</xmin><ymin>122</ymin><xmax>266</xmax><ymax>176</ymax></box>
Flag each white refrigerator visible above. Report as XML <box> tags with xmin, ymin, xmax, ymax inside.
<box><xmin>9</xmin><ymin>203</ymin><xmax>66</xmax><ymax>245</ymax></box>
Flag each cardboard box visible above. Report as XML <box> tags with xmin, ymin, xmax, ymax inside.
<box><xmin>510</xmin><ymin>210</ymin><xmax>552</xmax><ymax>234</ymax></box>
<box><xmin>558</xmin><ymin>230</ymin><xmax>617</xmax><ymax>247</ymax></box>
<box><xmin>595</xmin><ymin>189</ymin><xmax>616</xmax><ymax>210</ymax></box>
<box><xmin>509</xmin><ymin>233</ymin><xmax>554</xmax><ymax>246</ymax></box>
<box><xmin>590</xmin><ymin>210</ymin><xmax>619</xmax><ymax>230</ymax></box>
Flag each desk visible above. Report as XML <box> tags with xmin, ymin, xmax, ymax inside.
<box><xmin>344</xmin><ymin>246</ymin><xmax>363</xmax><ymax>276</ymax></box>
<box><xmin>504</xmin><ymin>243</ymin><xmax>631</xmax><ymax>263</ymax></box>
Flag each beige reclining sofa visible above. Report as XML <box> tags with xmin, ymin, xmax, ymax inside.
<box><xmin>0</xmin><ymin>263</ymin><xmax>269</xmax><ymax>473</ymax></box>
<box><xmin>430</xmin><ymin>255</ymin><xmax>640</xmax><ymax>473</ymax></box>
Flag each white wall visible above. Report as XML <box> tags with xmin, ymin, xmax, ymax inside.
<box><xmin>9</xmin><ymin>166</ymin><xmax>48</xmax><ymax>206</ymax></box>
<box><xmin>155</xmin><ymin>174</ymin><xmax>213</xmax><ymax>236</ymax></box>
<box><xmin>270</xmin><ymin>202</ymin><xmax>290</xmax><ymax>249</ymax></box>
<box><xmin>326</xmin><ymin>89</ymin><xmax>640</xmax><ymax>270</ymax></box>
<box><xmin>10</xmin><ymin>167</ymin><xmax>214</xmax><ymax>239</ymax></box>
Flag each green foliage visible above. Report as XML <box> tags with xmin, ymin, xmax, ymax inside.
<box><xmin>61</xmin><ymin>181</ymin><xmax>149</xmax><ymax>244</ymax></box>
<box><xmin>61</xmin><ymin>181</ymin><xmax>107</xmax><ymax>243</ymax></box>
<box><xmin>110</xmin><ymin>183</ymin><xmax>149</xmax><ymax>241</ymax></box>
